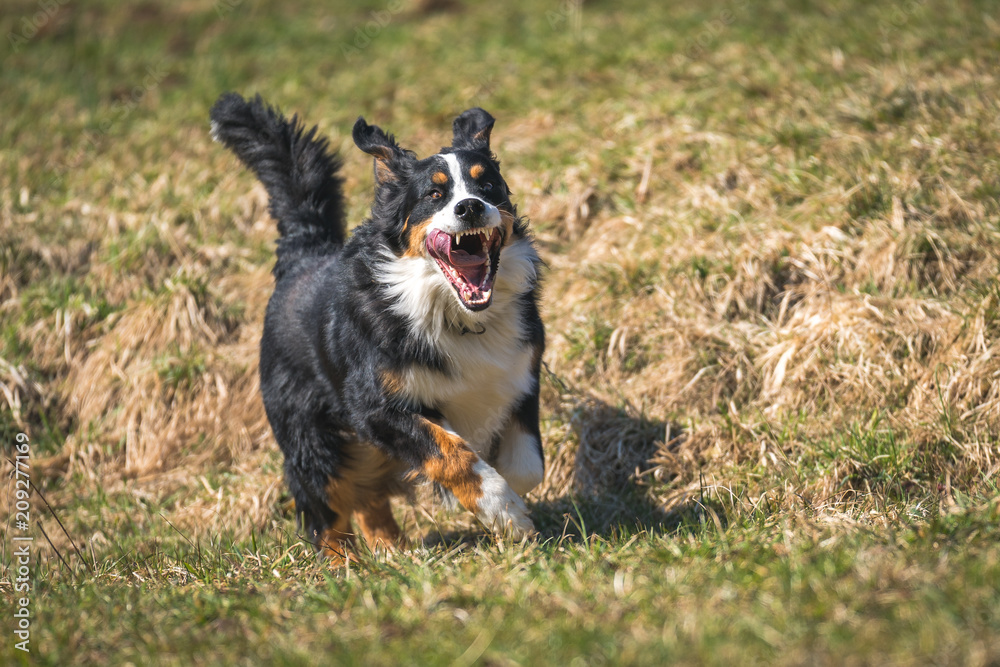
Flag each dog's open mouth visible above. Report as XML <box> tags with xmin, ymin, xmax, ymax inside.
<box><xmin>426</xmin><ymin>227</ymin><xmax>503</xmax><ymax>311</ymax></box>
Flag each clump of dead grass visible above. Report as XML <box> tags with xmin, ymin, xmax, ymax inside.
<box><xmin>538</xmin><ymin>65</ymin><xmax>1000</xmax><ymax>513</ymax></box>
<box><xmin>0</xmin><ymin>169</ymin><xmax>286</xmax><ymax>543</ymax></box>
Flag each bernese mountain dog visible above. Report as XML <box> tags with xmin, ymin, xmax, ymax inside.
<box><xmin>209</xmin><ymin>93</ymin><xmax>544</xmax><ymax>560</ymax></box>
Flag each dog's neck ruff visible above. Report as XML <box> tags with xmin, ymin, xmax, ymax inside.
<box><xmin>378</xmin><ymin>236</ymin><xmax>538</xmax><ymax>344</ymax></box>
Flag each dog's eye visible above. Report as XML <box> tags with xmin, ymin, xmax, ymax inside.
<box><xmin>428</xmin><ymin>189</ymin><xmax>443</xmax><ymax>200</ymax></box>
<box><xmin>482</xmin><ymin>182</ymin><xmax>494</xmax><ymax>192</ymax></box>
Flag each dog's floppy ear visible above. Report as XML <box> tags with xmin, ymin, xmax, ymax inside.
<box><xmin>452</xmin><ymin>107</ymin><xmax>495</xmax><ymax>152</ymax></box>
<box><xmin>353</xmin><ymin>117</ymin><xmax>411</xmax><ymax>185</ymax></box>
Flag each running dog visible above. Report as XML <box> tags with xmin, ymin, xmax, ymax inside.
<box><xmin>209</xmin><ymin>93</ymin><xmax>545</xmax><ymax>559</ymax></box>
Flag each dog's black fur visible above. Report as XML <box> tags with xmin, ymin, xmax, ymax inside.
<box><xmin>210</xmin><ymin>93</ymin><xmax>544</xmax><ymax>557</ymax></box>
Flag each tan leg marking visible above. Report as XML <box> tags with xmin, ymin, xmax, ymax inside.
<box><xmin>318</xmin><ymin>476</ymin><xmax>357</xmax><ymax>563</ymax></box>
<box><xmin>355</xmin><ymin>499</ymin><xmax>405</xmax><ymax>551</ymax></box>
<box><xmin>420</xmin><ymin>420</ymin><xmax>484</xmax><ymax>512</ymax></box>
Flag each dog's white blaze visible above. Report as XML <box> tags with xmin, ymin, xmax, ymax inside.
<box><xmin>495</xmin><ymin>427</ymin><xmax>544</xmax><ymax>497</ymax></box>
<box><xmin>428</xmin><ymin>153</ymin><xmax>501</xmax><ymax>235</ymax></box>
<box><xmin>471</xmin><ymin>458</ymin><xmax>535</xmax><ymax>538</ymax></box>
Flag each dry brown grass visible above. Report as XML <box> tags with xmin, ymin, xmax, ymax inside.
<box><xmin>531</xmin><ymin>63</ymin><xmax>1000</xmax><ymax>514</ymax></box>
<box><xmin>1</xmin><ymin>173</ymin><xmax>283</xmax><ymax>539</ymax></box>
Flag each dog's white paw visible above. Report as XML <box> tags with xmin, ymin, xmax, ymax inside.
<box><xmin>473</xmin><ymin>460</ymin><xmax>536</xmax><ymax>539</ymax></box>
<box><xmin>495</xmin><ymin>429</ymin><xmax>545</xmax><ymax>496</ymax></box>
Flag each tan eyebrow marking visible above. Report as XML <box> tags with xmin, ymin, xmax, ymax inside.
<box><xmin>469</xmin><ymin>164</ymin><xmax>485</xmax><ymax>179</ymax></box>
<box><xmin>432</xmin><ymin>171</ymin><xmax>448</xmax><ymax>184</ymax></box>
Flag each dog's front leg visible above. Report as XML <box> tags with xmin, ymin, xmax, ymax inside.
<box><xmin>359</xmin><ymin>410</ymin><xmax>536</xmax><ymax>539</ymax></box>
<box><xmin>494</xmin><ymin>424</ymin><xmax>544</xmax><ymax>498</ymax></box>
<box><xmin>494</xmin><ymin>389</ymin><xmax>545</xmax><ymax>497</ymax></box>
<box><xmin>421</xmin><ymin>418</ymin><xmax>536</xmax><ymax>538</ymax></box>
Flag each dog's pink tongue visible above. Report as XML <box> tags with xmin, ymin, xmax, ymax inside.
<box><xmin>456</xmin><ymin>262</ymin><xmax>488</xmax><ymax>287</ymax></box>
<box><xmin>428</xmin><ymin>230</ymin><xmax>452</xmax><ymax>258</ymax></box>
<box><xmin>447</xmin><ymin>241</ymin><xmax>488</xmax><ymax>286</ymax></box>
<box><xmin>447</xmin><ymin>247</ymin><xmax>488</xmax><ymax>267</ymax></box>
<box><xmin>427</xmin><ymin>230</ymin><xmax>489</xmax><ymax>286</ymax></box>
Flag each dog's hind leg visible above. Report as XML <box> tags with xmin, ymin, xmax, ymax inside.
<box><xmin>315</xmin><ymin>475</ymin><xmax>358</xmax><ymax>562</ymax></box>
<box><xmin>282</xmin><ymin>461</ymin><xmax>359</xmax><ymax>563</ymax></box>
<box><xmin>265</xmin><ymin>401</ymin><xmax>360</xmax><ymax>563</ymax></box>
<box><xmin>354</xmin><ymin>498</ymin><xmax>404</xmax><ymax>552</ymax></box>
<box><xmin>346</xmin><ymin>444</ymin><xmax>408</xmax><ymax>552</ymax></box>
<box><xmin>299</xmin><ymin>446</ymin><xmax>404</xmax><ymax>561</ymax></box>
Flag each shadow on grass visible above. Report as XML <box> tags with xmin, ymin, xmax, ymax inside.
<box><xmin>530</xmin><ymin>486</ymin><xmax>681</xmax><ymax>542</ymax></box>
<box><xmin>533</xmin><ymin>395</ymin><xmax>686</xmax><ymax>541</ymax></box>
<box><xmin>424</xmin><ymin>397</ymin><xmax>692</xmax><ymax>547</ymax></box>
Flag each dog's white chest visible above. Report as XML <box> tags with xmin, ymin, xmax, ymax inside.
<box><xmin>377</xmin><ymin>238</ymin><xmax>541</xmax><ymax>456</ymax></box>
<box><xmin>402</xmin><ymin>331</ymin><xmax>534</xmax><ymax>455</ymax></box>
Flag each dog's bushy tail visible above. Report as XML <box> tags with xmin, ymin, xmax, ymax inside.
<box><xmin>210</xmin><ymin>92</ymin><xmax>346</xmax><ymax>276</ymax></box>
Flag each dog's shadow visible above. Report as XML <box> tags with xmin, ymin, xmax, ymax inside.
<box><xmin>535</xmin><ymin>395</ymin><xmax>683</xmax><ymax>542</ymax></box>
<box><xmin>529</xmin><ymin>489</ymin><xmax>676</xmax><ymax>543</ymax></box>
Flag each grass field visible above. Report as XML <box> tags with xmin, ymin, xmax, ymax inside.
<box><xmin>3</xmin><ymin>0</ymin><xmax>1000</xmax><ymax>664</ymax></box>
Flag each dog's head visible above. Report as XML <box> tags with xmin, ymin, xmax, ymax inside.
<box><xmin>353</xmin><ymin>109</ymin><xmax>527</xmax><ymax>314</ymax></box>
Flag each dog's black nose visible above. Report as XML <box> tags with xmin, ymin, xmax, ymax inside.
<box><xmin>453</xmin><ymin>198</ymin><xmax>485</xmax><ymax>223</ymax></box>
